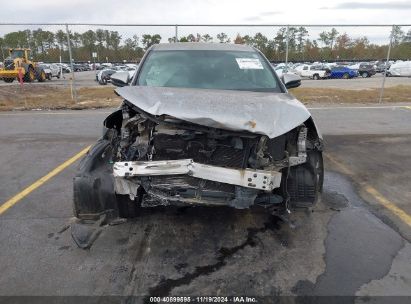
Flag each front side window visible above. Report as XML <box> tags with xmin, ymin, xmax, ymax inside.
<box><xmin>137</xmin><ymin>50</ymin><xmax>281</xmax><ymax>92</ymax></box>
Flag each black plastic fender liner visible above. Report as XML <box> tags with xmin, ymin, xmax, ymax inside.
<box><xmin>73</xmin><ymin>139</ymin><xmax>119</xmax><ymax>219</ymax></box>
<box><xmin>103</xmin><ymin>109</ymin><xmax>123</xmax><ymax>130</ymax></box>
<box><xmin>304</xmin><ymin>117</ymin><xmax>324</xmax><ymax>150</ymax></box>
<box><xmin>285</xmin><ymin>150</ymin><xmax>324</xmax><ymax>208</ymax></box>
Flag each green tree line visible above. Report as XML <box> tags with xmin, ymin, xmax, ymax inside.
<box><xmin>0</xmin><ymin>26</ymin><xmax>410</xmax><ymax>63</ymax></box>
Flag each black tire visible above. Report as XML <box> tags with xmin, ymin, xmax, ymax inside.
<box><xmin>361</xmin><ymin>72</ymin><xmax>368</xmax><ymax>78</ymax></box>
<box><xmin>23</xmin><ymin>66</ymin><xmax>36</xmax><ymax>82</ymax></box>
<box><xmin>3</xmin><ymin>78</ymin><xmax>14</xmax><ymax>83</ymax></box>
<box><xmin>56</xmin><ymin>74</ymin><xmax>60</xmax><ymax>79</ymax></box>
<box><xmin>99</xmin><ymin>77</ymin><xmax>107</xmax><ymax>85</ymax></box>
<box><xmin>35</xmin><ymin>68</ymin><xmax>47</xmax><ymax>82</ymax></box>
<box><xmin>342</xmin><ymin>73</ymin><xmax>350</xmax><ymax>79</ymax></box>
<box><xmin>47</xmin><ymin>74</ymin><xmax>52</xmax><ymax>80</ymax></box>
<box><xmin>313</xmin><ymin>74</ymin><xmax>320</xmax><ymax>80</ymax></box>
<box><xmin>311</xmin><ymin>151</ymin><xmax>324</xmax><ymax>193</ymax></box>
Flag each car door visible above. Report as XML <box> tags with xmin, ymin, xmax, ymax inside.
<box><xmin>50</xmin><ymin>64</ymin><xmax>58</xmax><ymax>76</ymax></box>
<box><xmin>300</xmin><ymin>65</ymin><xmax>309</xmax><ymax>77</ymax></box>
<box><xmin>331</xmin><ymin>68</ymin><xmax>340</xmax><ymax>78</ymax></box>
<box><xmin>405</xmin><ymin>62</ymin><xmax>411</xmax><ymax>76</ymax></box>
<box><xmin>275</xmin><ymin>66</ymin><xmax>284</xmax><ymax>77</ymax></box>
<box><xmin>350</xmin><ymin>68</ymin><xmax>358</xmax><ymax>77</ymax></box>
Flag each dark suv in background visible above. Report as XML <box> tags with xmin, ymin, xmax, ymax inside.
<box><xmin>358</xmin><ymin>63</ymin><xmax>376</xmax><ymax>78</ymax></box>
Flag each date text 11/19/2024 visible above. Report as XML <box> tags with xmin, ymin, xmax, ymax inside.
<box><xmin>149</xmin><ymin>296</ymin><xmax>258</xmax><ymax>303</ymax></box>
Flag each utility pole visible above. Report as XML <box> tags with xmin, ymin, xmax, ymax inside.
<box><xmin>285</xmin><ymin>25</ymin><xmax>289</xmax><ymax>69</ymax></box>
<box><xmin>59</xmin><ymin>46</ymin><xmax>63</xmax><ymax>79</ymax></box>
<box><xmin>65</xmin><ymin>24</ymin><xmax>77</xmax><ymax>102</ymax></box>
<box><xmin>379</xmin><ymin>25</ymin><xmax>394</xmax><ymax>103</ymax></box>
<box><xmin>175</xmin><ymin>25</ymin><xmax>178</xmax><ymax>42</ymax></box>
<box><xmin>0</xmin><ymin>41</ymin><xmax>5</xmax><ymax>62</ymax></box>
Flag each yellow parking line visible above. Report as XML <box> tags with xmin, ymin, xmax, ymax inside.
<box><xmin>0</xmin><ymin>145</ymin><xmax>91</xmax><ymax>216</ymax></box>
<box><xmin>364</xmin><ymin>186</ymin><xmax>411</xmax><ymax>225</ymax></box>
<box><xmin>404</xmin><ymin>106</ymin><xmax>411</xmax><ymax>110</ymax></box>
<box><xmin>325</xmin><ymin>153</ymin><xmax>411</xmax><ymax>227</ymax></box>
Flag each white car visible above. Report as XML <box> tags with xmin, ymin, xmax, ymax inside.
<box><xmin>56</xmin><ymin>63</ymin><xmax>71</xmax><ymax>73</ymax></box>
<box><xmin>387</xmin><ymin>61</ymin><xmax>411</xmax><ymax>77</ymax></box>
<box><xmin>293</xmin><ymin>64</ymin><xmax>309</xmax><ymax>76</ymax></box>
<box><xmin>274</xmin><ymin>66</ymin><xmax>287</xmax><ymax>77</ymax></box>
<box><xmin>96</xmin><ymin>68</ymin><xmax>118</xmax><ymax>85</ymax></box>
<box><xmin>126</xmin><ymin>68</ymin><xmax>137</xmax><ymax>79</ymax></box>
<box><xmin>347</xmin><ymin>62</ymin><xmax>362</xmax><ymax>70</ymax></box>
<box><xmin>299</xmin><ymin>65</ymin><xmax>330</xmax><ymax>80</ymax></box>
<box><xmin>125</xmin><ymin>63</ymin><xmax>138</xmax><ymax>69</ymax></box>
<box><xmin>274</xmin><ymin>65</ymin><xmax>299</xmax><ymax>79</ymax></box>
<box><xmin>39</xmin><ymin>64</ymin><xmax>61</xmax><ymax>80</ymax></box>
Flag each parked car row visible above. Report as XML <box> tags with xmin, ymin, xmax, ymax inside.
<box><xmin>36</xmin><ymin>62</ymin><xmax>138</xmax><ymax>74</ymax></box>
<box><xmin>274</xmin><ymin>63</ymin><xmax>358</xmax><ymax>80</ymax></box>
<box><xmin>95</xmin><ymin>64</ymin><xmax>138</xmax><ymax>85</ymax></box>
<box><xmin>273</xmin><ymin>59</ymin><xmax>411</xmax><ymax>79</ymax></box>
<box><xmin>73</xmin><ymin>63</ymin><xmax>92</xmax><ymax>72</ymax></box>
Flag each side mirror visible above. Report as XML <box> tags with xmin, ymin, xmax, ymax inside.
<box><xmin>282</xmin><ymin>73</ymin><xmax>301</xmax><ymax>89</ymax></box>
<box><xmin>110</xmin><ymin>71</ymin><xmax>130</xmax><ymax>87</ymax></box>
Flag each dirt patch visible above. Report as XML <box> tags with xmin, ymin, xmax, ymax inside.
<box><xmin>1</xmin><ymin>84</ymin><xmax>411</xmax><ymax>111</ymax></box>
<box><xmin>290</xmin><ymin>85</ymin><xmax>411</xmax><ymax>104</ymax></box>
<box><xmin>0</xmin><ymin>84</ymin><xmax>121</xmax><ymax>111</ymax></box>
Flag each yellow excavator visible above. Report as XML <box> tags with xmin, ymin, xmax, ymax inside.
<box><xmin>0</xmin><ymin>48</ymin><xmax>46</xmax><ymax>83</ymax></box>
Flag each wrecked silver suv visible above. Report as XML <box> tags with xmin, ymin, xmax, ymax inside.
<box><xmin>73</xmin><ymin>43</ymin><xmax>323</xmax><ymax>219</ymax></box>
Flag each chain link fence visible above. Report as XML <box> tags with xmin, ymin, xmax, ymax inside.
<box><xmin>0</xmin><ymin>23</ymin><xmax>410</xmax><ymax>109</ymax></box>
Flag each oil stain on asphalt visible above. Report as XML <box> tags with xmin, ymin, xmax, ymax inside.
<box><xmin>146</xmin><ymin>215</ymin><xmax>282</xmax><ymax>298</ymax></box>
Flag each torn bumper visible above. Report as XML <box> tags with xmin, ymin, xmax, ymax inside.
<box><xmin>113</xmin><ymin>159</ymin><xmax>282</xmax><ymax>191</ymax></box>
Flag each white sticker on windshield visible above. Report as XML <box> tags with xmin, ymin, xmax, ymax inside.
<box><xmin>236</xmin><ymin>58</ymin><xmax>264</xmax><ymax>70</ymax></box>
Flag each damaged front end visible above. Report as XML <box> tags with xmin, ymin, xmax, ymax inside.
<box><xmin>73</xmin><ymin>97</ymin><xmax>323</xmax><ymax>219</ymax></box>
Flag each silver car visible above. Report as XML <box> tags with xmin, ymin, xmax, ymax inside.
<box><xmin>74</xmin><ymin>43</ymin><xmax>324</xmax><ymax>219</ymax></box>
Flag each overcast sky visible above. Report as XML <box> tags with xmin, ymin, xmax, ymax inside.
<box><xmin>0</xmin><ymin>0</ymin><xmax>410</xmax><ymax>43</ymax></box>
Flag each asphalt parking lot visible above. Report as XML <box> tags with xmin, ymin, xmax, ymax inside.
<box><xmin>1</xmin><ymin>105</ymin><xmax>411</xmax><ymax>299</ymax></box>
<box><xmin>1</xmin><ymin>71</ymin><xmax>410</xmax><ymax>89</ymax></box>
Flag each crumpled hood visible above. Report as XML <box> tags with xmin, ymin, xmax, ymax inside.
<box><xmin>116</xmin><ymin>86</ymin><xmax>311</xmax><ymax>138</ymax></box>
